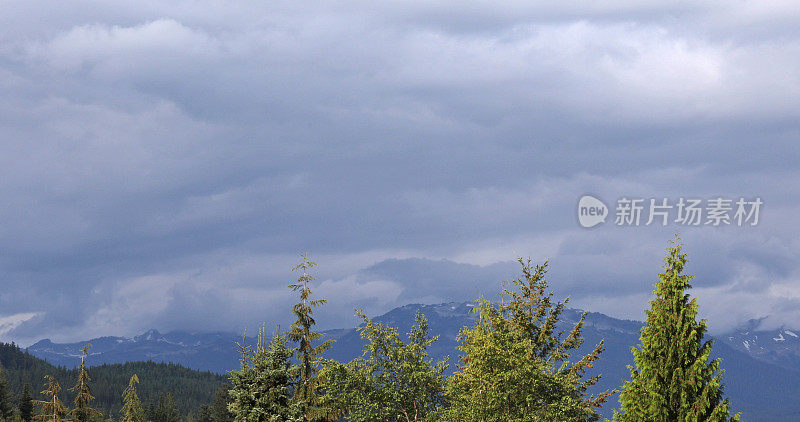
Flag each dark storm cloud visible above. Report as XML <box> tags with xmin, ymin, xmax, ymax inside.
<box><xmin>0</xmin><ymin>1</ymin><xmax>799</xmax><ymax>342</ymax></box>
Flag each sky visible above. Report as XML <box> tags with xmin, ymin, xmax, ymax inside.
<box><xmin>1</xmin><ymin>1</ymin><xmax>799</xmax><ymax>344</ymax></box>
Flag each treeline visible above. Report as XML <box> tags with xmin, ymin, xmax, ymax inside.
<box><xmin>0</xmin><ymin>345</ymin><xmax>226</xmax><ymax>421</ymax></box>
<box><xmin>2</xmin><ymin>241</ymin><xmax>742</xmax><ymax>421</ymax></box>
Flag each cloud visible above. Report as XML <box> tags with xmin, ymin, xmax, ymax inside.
<box><xmin>0</xmin><ymin>313</ymin><xmax>39</xmax><ymax>340</ymax></box>
<box><xmin>0</xmin><ymin>1</ymin><xmax>798</xmax><ymax>342</ymax></box>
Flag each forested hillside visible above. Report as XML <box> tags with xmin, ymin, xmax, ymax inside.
<box><xmin>0</xmin><ymin>342</ymin><xmax>226</xmax><ymax>417</ymax></box>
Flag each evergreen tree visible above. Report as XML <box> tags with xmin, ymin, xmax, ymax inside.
<box><xmin>614</xmin><ymin>242</ymin><xmax>740</xmax><ymax>421</ymax></box>
<box><xmin>70</xmin><ymin>346</ymin><xmax>101</xmax><ymax>422</ymax></box>
<box><xmin>287</xmin><ymin>254</ymin><xmax>332</xmax><ymax>419</ymax></box>
<box><xmin>227</xmin><ymin>329</ymin><xmax>302</xmax><ymax>422</ymax></box>
<box><xmin>442</xmin><ymin>259</ymin><xmax>612</xmax><ymax>421</ymax></box>
<box><xmin>34</xmin><ymin>375</ymin><xmax>67</xmax><ymax>422</ymax></box>
<box><xmin>318</xmin><ymin>311</ymin><xmax>448</xmax><ymax>421</ymax></box>
<box><xmin>120</xmin><ymin>375</ymin><xmax>144</xmax><ymax>422</ymax></box>
<box><xmin>19</xmin><ymin>384</ymin><xmax>34</xmax><ymax>422</ymax></box>
<box><xmin>154</xmin><ymin>393</ymin><xmax>180</xmax><ymax>422</ymax></box>
<box><xmin>0</xmin><ymin>366</ymin><xmax>13</xmax><ymax>421</ymax></box>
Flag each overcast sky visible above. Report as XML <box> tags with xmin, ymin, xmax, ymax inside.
<box><xmin>1</xmin><ymin>1</ymin><xmax>799</xmax><ymax>344</ymax></box>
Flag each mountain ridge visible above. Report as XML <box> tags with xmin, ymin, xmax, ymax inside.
<box><xmin>24</xmin><ymin>302</ymin><xmax>800</xmax><ymax>421</ymax></box>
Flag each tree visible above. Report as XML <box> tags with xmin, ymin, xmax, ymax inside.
<box><xmin>154</xmin><ymin>393</ymin><xmax>180</xmax><ymax>422</ymax></box>
<box><xmin>441</xmin><ymin>259</ymin><xmax>612</xmax><ymax>422</ymax></box>
<box><xmin>287</xmin><ymin>254</ymin><xmax>332</xmax><ymax>419</ymax></box>
<box><xmin>34</xmin><ymin>375</ymin><xmax>67</xmax><ymax>422</ymax></box>
<box><xmin>120</xmin><ymin>375</ymin><xmax>144</xmax><ymax>422</ymax></box>
<box><xmin>0</xmin><ymin>366</ymin><xmax>13</xmax><ymax>421</ymax></box>
<box><xmin>70</xmin><ymin>345</ymin><xmax>101</xmax><ymax>422</ymax></box>
<box><xmin>227</xmin><ymin>329</ymin><xmax>303</xmax><ymax>422</ymax></box>
<box><xmin>19</xmin><ymin>384</ymin><xmax>34</xmax><ymax>422</ymax></box>
<box><xmin>614</xmin><ymin>241</ymin><xmax>740</xmax><ymax>421</ymax></box>
<box><xmin>318</xmin><ymin>311</ymin><xmax>448</xmax><ymax>422</ymax></box>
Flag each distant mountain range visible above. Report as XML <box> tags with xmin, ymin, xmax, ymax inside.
<box><xmin>27</xmin><ymin>302</ymin><xmax>800</xmax><ymax>421</ymax></box>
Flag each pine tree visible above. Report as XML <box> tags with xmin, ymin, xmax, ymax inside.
<box><xmin>442</xmin><ymin>258</ymin><xmax>612</xmax><ymax>421</ymax></box>
<box><xmin>19</xmin><ymin>384</ymin><xmax>34</xmax><ymax>422</ymax></box>
<box><xmin>287</xmin><ymin>254</ymin><xmax>332</xmax><ymax>419</ymax></box>
<box><xmin>227</xmin><ymin>328</ymin><xmax>303</xmax><ymax>422</ymax></box>
<box><xmin>70</xmin><ymin>345</ymin><xmax>101</xmax><ymax>422</ymax></box>
<box><xmin>120</xmin><ymin>375</ymin><xmax>144</xmax><ymax>422</ymax></box>
<box><xmin>34</xmin><ymin>375</ymin><xmax>67</xmax><ymax>422</ymax></box>
<box><xmin>0</xmin><ymin>365</ymin><xmax>13</xmax><ymax>421</ymax></box>
<box><xmin>614</xmin><ymin>241</ymin><xmax>740</xmax><ymax>421</ymax></box>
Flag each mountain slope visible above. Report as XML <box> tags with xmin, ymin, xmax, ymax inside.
<box><xmin>720</xmin><ymin>322</ymin><xmax>800</xmax><ymax>372</ymax></box>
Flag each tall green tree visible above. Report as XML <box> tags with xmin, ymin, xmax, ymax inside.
<box><xmin>0</xmin><ymin>366</ymin><xmax>13</xmax><ymax>421</ymax></box>
<box><xmin>19</xmin><ymin>384</ymin><xmax>34</xmax><ymax>422</ymax></box>
<box><xmin>614</xmin><ymin>242</ymin><xmax>740</xmax><ymax>421</ymax></box>
<box><xmin>34</xmin><ymin>375</ymin><xmax>67</xmax><ymax>422</ymax></box>
<box><xmin>227</xmin><ymin>329</ymin><xmax>303</xmax><ymax>422</ymax></box>
<box><xmin>287</xmin><ymin>254</ymin><xmax>332</xmax><ymax>419</ymax></box>
<box><xmin>318</xmin><ymin>311</ymin><xmax>448</xmax><ymax>422</ymax></box>
<box><xmin>441</xmin><ymin>259</ymin><xmax>612</xmax><ymax>422</ymax></box>
<box><xmin>69</xmin><ymin>345</ymin><xmax>101</xmax><ymax>422</ymax></box>
<box><xmin>120</xmin><ymin>374</ymin><xmax>144</xmax><ymax>422</ymax></box>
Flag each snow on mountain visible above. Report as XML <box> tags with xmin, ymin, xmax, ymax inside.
<box><xmin>720</xmin><ymin>325</ymin><xmax>800</xmax><ymax>372</ymax></box>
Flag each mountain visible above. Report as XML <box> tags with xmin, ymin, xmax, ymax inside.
<box><xmin>29</xmin><ymin>329</ymin><xmax>243</xmax><ymax>375</ymax></box>
<box><xmin>720</xmin><ymin>322</ymin><xmax>800</xmax><ymax>372</ymax></box>
<box><xmin>0</xmin><ymin>342</ymin><xmax>226</xmax><ymax>416</ymax></box>
<box><xmin>27</xmin><ymin>302</ymin><xmax>800</xmax><ymax>421</ymax></box>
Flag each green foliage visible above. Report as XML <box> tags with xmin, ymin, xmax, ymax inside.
<box><xmin>0</xmin><ymin>366</ymin><xmax>13</xmax><ymax>420</ymax></box>
<box><xmin>227</xmin><ymin>329</ymin><xmax>303</xmax><ymax>422</ymax></box>
<box><xmin>196</xmin><ymin>404</ymin><xmax>213</xmax><ymax>422</ymax></box>
<box><xmin>19</xmin><ymin>384</ymin><xmax>34</xmax><ymax>422</ymax></box>
<box><xmin>441</xmin><ymin>259</ymin><xmax>611</xmax><ymax>422</ymax></box>
<box><xmin>120</xmin><ymin>375</ymin><xmax>144</xmax><ymax>422</ymax></box>
<box><xmin>0</xmin><ymin>343</ymin><xmax>225</xmax><ymax>417</ymax></box>
<box><xmin>318</xmin><ymin>311</ymin><xmax>448</xmax><ymax>421</ymax></box>
<box><xmin>614</xmin><ymin>241</ymin><xmax>740</xmax><ymax>422</ymax></box>
<box><xmin>153</xmin><ymin>393</ymin><xmax>181</xmax><ymax>422</ymax></box>
<box><xmin>195</xmin><ymin>384</ymin><xmax>233</xmax><ymax>422</ymax></box>
<box><xmin>207</xmin><ymin>385</ymin><xmax>233</xmax><ymax>422</ymax></box>
<box><xmin>287</xmin><ymin>254</ymin><xmax>332</xmax><ymax>419</ymax></box>
<box><xmin>70</xmin><ymin>345</ymin><xmax>101</xmax><ymax>422</ymax></box>
<box><xmin>34</xmin><ymin>375</ymin><xmax>67</xmax><ymax>422</ymax></box>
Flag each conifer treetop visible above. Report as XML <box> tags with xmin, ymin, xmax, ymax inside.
<box><xmin>615</xmin><ymin>240</ymin><xmax>740</xmax><ymax>422</ymax></box>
